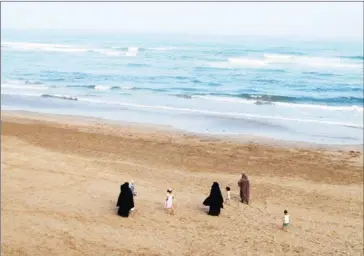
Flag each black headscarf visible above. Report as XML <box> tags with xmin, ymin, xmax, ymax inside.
<box><xmin>116</xmin><ymin>182</ymin><xmax>135</xmax><ymax>217</ymax></box>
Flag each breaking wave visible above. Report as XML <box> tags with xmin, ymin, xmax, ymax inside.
<box><xmin>2</xmin><ymin>41</ymin><xmax>138</xmax><ymax>57</ymax></box>
<box><xmin>207</xmin><ymin>54</ymin><xmax>363</xmax><ymax>70</ymax></box>
<box><xmin>2</xmin><ymin>80</ymin><xmax>48</xmax><ymax>90</ymax></box>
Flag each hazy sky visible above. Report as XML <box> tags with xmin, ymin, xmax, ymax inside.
<box><xmin>1</xmin><ymin>2</ymin><xmax>363</xmax><ymax>39</ymax></box>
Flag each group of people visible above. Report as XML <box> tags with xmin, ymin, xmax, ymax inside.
<box><xmin>115</xmin><ymin>174</ymin><xmax>251</xmax><ymax>218</ymax></box>
<box><xmin>115</xmin><ymin>174</ymin><xmax>290</xmax><ymax>230</ymax></box>
<box><xmin>202</xmin><ymin>173</ymin><xmax>250</xmax><ymax>216</ymax></box>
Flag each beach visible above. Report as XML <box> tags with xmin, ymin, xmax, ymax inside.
<box><xmin>1</xmin><ymin>110</ymin><xmax>363</xmax><ymax>256</ymax></box>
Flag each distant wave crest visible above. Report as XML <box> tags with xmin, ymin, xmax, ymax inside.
<box><xmin>2</xmin><ymin>79</ymin><xmax>48</xmax><ymax>90</ymax></box>
<box><xmin>2</xmin><ymin>41</ymin><xmax>138</xmax><ymax>57</ymax></box>
<box><xmin>93</xmin><ymin>84</ymin><xmax>135</xmax><ymax>91</ymax></box>
<box><xmin>1</xmin><ymin>41</ymin><xmax>180</xmax><ymax>57</ymax></box>
<box><xmin>207</xmin><ymin>53</ymin><xmax>363</xmax><ymax>70</ymax></box>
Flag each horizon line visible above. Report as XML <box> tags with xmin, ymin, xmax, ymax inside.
<box><xmin>2</xmin><ymin>28</ymin><xmax>363</xmax><ymax>41</ymax></box>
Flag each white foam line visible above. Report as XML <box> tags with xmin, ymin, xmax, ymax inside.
<box><xmin>276</xmin><ymin>101</ymin><xmax>363</xmax><ymax>112</ymax></box>
<box><xmin>2</xmin><ymin>41</ymin><xmax>133</xmax><ymax>57</ymax></box>
<box><xmin>3</xmin><ymin>92</ymin><xmax>362</xmax><ymax>129</ymax></box>
<box><xmin>78</xmin><ymin>97</ymin><xmax>363</xmax><ymax>129</ymax></box>
<box><xmin>94</xmin><ymin>85</ymin><xmax>112</xmax><ymax>91</ymax></box>
<box><xmin>194</xmin><ymin>95</ymin><xmax>363</xmax><ymax>112</ymax></box>
<box><xmin>208</xmin><ymin>54</ymin><xmax>363</xmax><ymax>70</ymax></box>
<box><xmin>1</xmin><ymin>92</ymin><xmax>41</xmax><ymax>97</ymax></box>
<box><xmin>1</xmin><ymin>83</ymin><xmax>49</xmax><ymax>90</ymax></box>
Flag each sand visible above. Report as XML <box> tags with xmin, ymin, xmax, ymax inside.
<box><xmin>1</xmin><ymin>110</ymin><xmax>363</xmax><ymax>256</ymax></box>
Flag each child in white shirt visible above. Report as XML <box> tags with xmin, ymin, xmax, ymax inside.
<box><xmin>225</xmin><ymin>186</ymin><xmax>231</xmax><ymax>204</ymax></box>
<box><xmin>282</xmin><ymin>210</ymin><xmax>290</xmax><ymax>231</ymax></box>
<box><xmin>165</xmin><ymin>189</ymin><xmax>175</xmax><ymax>215</ymax></box>
<box><xmin>129</xmin><ymin>180</ymin><xmax>137</xmax><ymax>196</ymax></box>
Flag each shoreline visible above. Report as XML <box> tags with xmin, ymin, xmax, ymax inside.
<box><xmin>2</xmin><ymin>91</ymin><xmax>363</xmax><ymax>147</ymax></box>
<box><xmin>2</xmin><ymin>110</ymin><xmax>363</xmax><ymax>153</ymax></box>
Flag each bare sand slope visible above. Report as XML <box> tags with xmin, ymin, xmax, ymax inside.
<box><xmin>1</xmin><ymin>112</ymin><xmax>363</xmax><ymax>256</ymax></box>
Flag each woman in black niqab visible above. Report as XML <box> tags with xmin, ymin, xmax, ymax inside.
<box><xmin>203</xmin><ymin>182</ymin><xmax>224</xmax><ymax>216</ymax></box>
<box><xmin>116</xmin><ymin>182</ymin><xmax>135</xmax><ymax>217</ymax></box>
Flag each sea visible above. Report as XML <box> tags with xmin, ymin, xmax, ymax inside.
<box><xmin>1</xmin><ymin>29</ymin><xmax>363</xmax><ymax>145</ymax></box>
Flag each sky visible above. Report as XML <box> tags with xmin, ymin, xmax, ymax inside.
<box><xmin>1</xmin><ymin>2</ymin><xmax>363</xmax><ymax>39</ymax></box>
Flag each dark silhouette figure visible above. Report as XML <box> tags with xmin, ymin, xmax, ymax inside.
<box><xmin>116</xmin><ymin>182</ymin><xmax>135</xmax><ymax>217</ymax></box>
<box><xmin>203</xmin><ymin>182</ymin><xmax>224</xmax><ymax>216</ymax></box>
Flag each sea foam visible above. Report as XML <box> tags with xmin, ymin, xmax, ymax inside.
<box><xmin>208</xmin><ymin>53</ymin><xmax>362</xmax><ymax>70</ymax></box>
<box><xmin>2</xmin><ymin>41</ymin><xmax>136</xmax><ymax>57</ymax></box>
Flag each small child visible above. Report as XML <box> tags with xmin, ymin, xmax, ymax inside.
<box><xmin>225</xmin><ymin>186</ymin><xmax>231</xmax><ymax>204</ymax></box>
<box><xmin>282</xmin><ymin>210</ymin><xmax>290</xmax><ymax>231</ymax></box>
<box><xmin>165</xmin><ymin>189</ymin><xmax>175</xmax><ymax>215</ymax></box>
<box><xmin>129</xmin><ymin>180</ymin><xmax>137</xmax><ymax>196</ymax></box>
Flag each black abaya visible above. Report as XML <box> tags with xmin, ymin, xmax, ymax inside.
<box><xmin>203</xmin><ymin>182</ymin><xmax>224</xmax><ymax>216</ymax></box>
<box><xmin>116</xmin><ymin>182</ymin><xmax>135</xmax><ymax>217</ymax></box>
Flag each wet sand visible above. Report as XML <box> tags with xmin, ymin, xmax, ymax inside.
<box><xmin>1</xmin><ymin>111</ymin><xmax>363</xmax><ymax>255</ymax></box>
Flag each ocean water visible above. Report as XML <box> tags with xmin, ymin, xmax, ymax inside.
<box><xmin>1</xmin><ymin>30</ymin><xmax>363</xmax><ymax>145</ymax></box>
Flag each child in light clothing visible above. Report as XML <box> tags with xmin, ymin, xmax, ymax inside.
<box><xmin>129</xmin><ymin>180</ymin><xmax>137</xmax><ymax>196</ymax></box>
<box><xmin>165</xmin><ymin>189</ymin><xmax>175</xmax><ymax>215</ymax></box>
<box><xmin>282</xmin><ymin>210</ymin><xmax>290</xmax><ymax>231</ymax></box>
<box><xmin>225</xmin><ymin>186</ymin><xmax>231</xmax><ymax>204</ymax></box>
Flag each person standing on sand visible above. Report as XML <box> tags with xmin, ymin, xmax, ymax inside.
<box><xmin>116</xmin><ymin>182</ymin><xmax>135</xmax><ymax>217</ymax></box>
<box><xmin>165</xmin><ymin>188</ymin><xmax>175</xmax><ymax>215</ymax></box>
<box><xmin>129</xmin><ymin>180</ymin><xmax>137</xmax><ymax>196</ymax></box>
<box><xmin>282</xmin><ymin>210</ymin><xmax>290</xmax><ymax>231</ymax></box>
<box><xmin>238</xmin><ymin>173</ymin><xmax>250</xmax><ymax>204</ymax></box>
<box><xmin>225</xmin><ymin>186</ymin><xmax>231</xmax><ymax>204</ymax></box>
<box><xmin>203</xmin><ymin>182</ymin><xmax>224</xmax><ymax>216</ymax></box>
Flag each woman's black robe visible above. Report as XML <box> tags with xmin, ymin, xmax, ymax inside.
<box><xmin>203</xmin><ymin>182</ymin><xmax>224</xmax><ymax>216</ymax></box>
<box><xmin>116</xmin><ymin>182</ymin><xmax>135</xmax><ymax>217</ymax></box>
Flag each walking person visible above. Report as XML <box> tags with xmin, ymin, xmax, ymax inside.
<box><xmin>238</xmin><ymin>174</ymin><xmax>250</xmax><ymax>204</ymax></box>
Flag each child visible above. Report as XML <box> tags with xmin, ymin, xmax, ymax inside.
<box><xmin>129</xmin><ymin>180</ymin><xmax>137</xmax><ymax>196</ymax></box>
<box><xmin>282</xmin><ymin>210</ymin><xmax>290</xmax><ymax>231</ymax></box>
<box><xmin>225</xmin><ymin>186</ymin><xmax>231</xmax><ymax>204</ymax></box>
<box><xmin>165</xmin><ymin>188</ymin><xmax>175</xmax><ymax>215</ymax></box>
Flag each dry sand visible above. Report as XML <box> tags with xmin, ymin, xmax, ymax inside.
<box><xmin>1</xmin><ymin>111</ymin><xmax>363</xmax><ymax>256</ymax></box>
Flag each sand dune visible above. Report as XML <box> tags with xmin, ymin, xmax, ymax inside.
<box><xmin>1</xmin><ymin>111</ymin><xmax>363</xmax><ymax>256</ymax></box>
